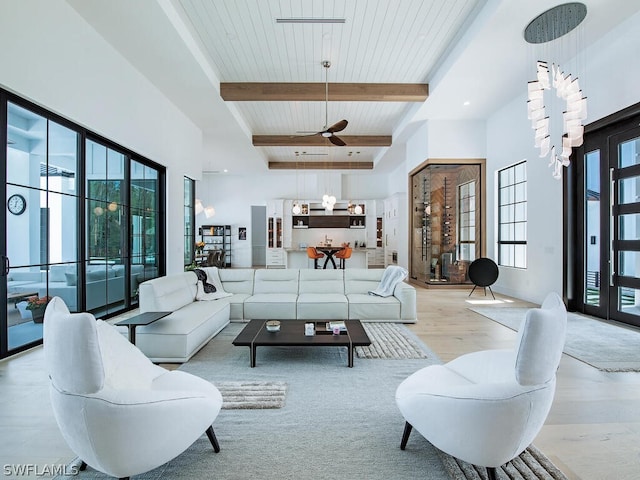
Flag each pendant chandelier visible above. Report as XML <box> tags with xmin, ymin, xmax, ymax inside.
<box><xmin>527</xmin><ymin>60</ymin><xmax>587</xmax><ymax>179</ymax></box>
<box><xmin>524</xmin><ymin>2</ymin><xmax>588</xmax><ymax>179</ymax></box>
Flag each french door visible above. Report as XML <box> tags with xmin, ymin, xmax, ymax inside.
<box><xmin>579</xmin><ymin>116</ymin><xmax>640</xmax><ymax>327</ymax></box>
<box><xmin>1</xmin><ymin>98</ymin><xmax>81</xmax><ymax>358</ymax></box>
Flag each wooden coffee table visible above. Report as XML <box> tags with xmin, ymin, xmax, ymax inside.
<box><xmin>232</xmin><ymin>319</ymin><xmax>371</xmax><ymax>368</ymax></box>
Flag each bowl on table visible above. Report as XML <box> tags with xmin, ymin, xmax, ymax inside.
<box><xmin>266</xmin><ymin>320</ymin><xmax>281</xmax><ymax>332</ymax></box>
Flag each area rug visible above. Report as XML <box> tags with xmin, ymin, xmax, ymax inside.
<box><xmin>470</xmin><ymin>307</ymin><xmax>640</xmax><ymax>372</ymax></box>
<box><xmin>217</xmin><ymin>380</ymin><xmax>287</xmax><ymax>409</ymax></box>
<box><xmin>439</xmin><ymin>445</ymin><xmax>568</xmax><ymax>480</ymax></box>
<box><xmin>55</xmin><ymin>323</ymin><xmax>566</xmax><ymax>480</ymax></box>
<box><xmin>356</xmin><ymin>322</ymin><xmax>429</xmax><ymax>359</ymax></box>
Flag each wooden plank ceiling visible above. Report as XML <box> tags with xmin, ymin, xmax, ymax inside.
<box><xmin>176</xmin><ymin>0</ymin><xmax>483</xmax><ymax>170</ymax></box>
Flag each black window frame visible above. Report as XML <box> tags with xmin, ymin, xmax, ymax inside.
<box><xmin>497</xmin><ymin>161</ymin><xmax>527</xmax><ymax>268</ymax></box>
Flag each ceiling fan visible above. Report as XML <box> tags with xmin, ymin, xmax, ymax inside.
<box><xmin>296</xmin><ymin>60</ymin><xmax>348</xmax><ymax>146</ymax></box>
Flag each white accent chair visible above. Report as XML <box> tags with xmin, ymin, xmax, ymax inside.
<box><xmin>43</xmin><ymin>297</ymin><xmax>223</xmax><ymax>480</ymax></box>
<box><xmin>395</xmin><ymin>293</ymin><xmax>567</xmax><ymax>480</ymax></box>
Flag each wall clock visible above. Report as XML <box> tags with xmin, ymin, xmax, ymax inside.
<box><xmin>7</xmin><ymin>194</ymin><xmax>26</xmax><ymax>215</ymax></box>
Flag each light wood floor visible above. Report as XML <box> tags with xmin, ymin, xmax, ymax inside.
<box><xmin>408</xmin><ymin>286</ymin><xmax>640</xmax><ymax>480</ymax></box>
<box><xmin>1</xmin><ymin>287</ymin><xmax>640</xmax><ymax>479</ymax></box>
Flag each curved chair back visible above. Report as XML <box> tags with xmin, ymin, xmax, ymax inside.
<box><xmin>515</xmin><ymin>292</ymin><xmax>567</xmax><ymax>385</ymax></box>
<box><xmin>306</xmin><ymin>246</ymin><xmax>323</xmax><ymax>259</ymax></box>
<box><xmin>307</xmin><ymin>246</ymin><xmax>324</xmax><ymax>269</ymax></box>
<box><xmin>335</xmin><ymin>247</ymin><xmax>353</xmax><ymax>269</ymax></box>
<box><xmin>44</xmin><ymin>297</ymin><xmax>104</xmax><ymax>395</ymax></box>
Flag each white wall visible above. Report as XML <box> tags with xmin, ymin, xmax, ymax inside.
<box><xmin>426</xmin><ymin>120</ymin><xmax>487</xmax><ymax>160</ymax></box>
<box><xmin>0</xmin><ymin>0</ymin><xmax>203</xmax><ymax>274</ymax></box>
<box><xmin>404</xmin><ymin>119</ymin><xmax>487</xmax><ymax>173</ymax></box>
<box><xmin>487</xmin><ymin>95</ymin><xmax>563</xmax><ymax>303</ymax></box>
<box><xmin>485</xmin><ymin>10</ymin><xmax>640</xmax><ymax>304</ymax></box>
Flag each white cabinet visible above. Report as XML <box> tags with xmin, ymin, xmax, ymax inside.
<box><xmin>266</xmin><ymin>200</ymin><xmax>285</xmax><ymax>268</ymax></box>
<box><xmin>384</xmin><ymin>194</ymin><xmax>401</xmax><ymax>266</ymax></box>
<box><xmin>283</xmin><ymin>199</ymin><xmax>293</xmax><ymax>249</ymax></box>
<box><xmin>266</xmin><ymin>248</ymin><xmax>285</xmax><ymax>268</ymax></box>
<box><xmin>365</xmin><ymin>200</ymin><xmax>377</xmax><ymax>247</ymax></box>
<box><xmin>367</xmin><ymin>248</ymin><xmax>385</xmax><ymax>268</ymax></box>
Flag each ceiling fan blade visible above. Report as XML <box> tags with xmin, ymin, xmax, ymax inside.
<box><xmin>329</xmin><ymin>135</ymin><xmax>346</xmax><ymax>146</ymax></box>
<box><xmin>327</xmin><ymin>119</ymin><xmax>348</xmax><ymax>133</ymax></box>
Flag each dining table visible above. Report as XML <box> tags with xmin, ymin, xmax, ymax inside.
<box><xmin>315</xmin><ymin>246</ymin><xmax>344</xmax><ymax>269</ymax></box>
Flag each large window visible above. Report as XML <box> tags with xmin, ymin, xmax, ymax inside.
<box><xmin>184</xmin><ymin>177</ymin><xmax>195</xmax><ymax>266</ymax></box>
<box><xmin>2</xmin><ymin>89</ymin><xmax>166</xmax><ymax>358</ymax></box>
<box><xmin>498</xmin><ymin>161</ymin><xmax>527</xmax><ymax>268</ymax></box>
<box><xmin>4</xmin><ymin>102</ymin><xmax>80</xmax><ymax>354</ymax></box>
<box><xmin>84</xmin><ymin>142</ymin><xmax>163</xmax><ymax>318</ymax></box>
<box><xmin>458</xmin><ymin>180</ymin><xmax>476</xmax><ymax>261</ymax></box>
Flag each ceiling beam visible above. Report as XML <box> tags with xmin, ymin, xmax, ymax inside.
<box><xmin>253</xmin><ymin>135</ymin><xmax>392</xmax><ymax>147</ymax></box>
<box><xmin>269</xmin><ymin>161</ymin><xmax>374</xmax><ymax>170</ymax></box>
<box><xmin>221</xmin><ymin>83</ymin><xmax>428</xmax><ymax>102</ymax></box>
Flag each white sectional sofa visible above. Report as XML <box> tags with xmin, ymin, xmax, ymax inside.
<box><xmin>137</xmin><ymin>271</ymin><xmax>230</xmax><ymax>363</ymax></box>
<box><xmin>137</xmin><ymin>267</ymin><xmax>416</xmax><ymax>363</ymax></box>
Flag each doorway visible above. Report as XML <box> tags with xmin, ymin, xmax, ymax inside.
<box><xmin>574</xmin><ymin>106</ymin><xmax>640</xmax><ymax>327</ymax></box>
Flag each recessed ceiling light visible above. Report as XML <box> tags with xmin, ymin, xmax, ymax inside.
<box><xmin>223</xmin><ymin>169</ymin><xmax>228</xmax><ymax>173</ymax></box>
<box><xmin>463</xmin><ymin>101</ymin><xmax>471</xmax><ymax>106</ymax></box>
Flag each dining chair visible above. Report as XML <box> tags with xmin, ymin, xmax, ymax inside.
<box><xmin>335</xmin><ymin>247</ymin><xmax>352</xmax><ymax>269</ymax></box>
<box><xmin>306</xmin><ymin>247</ymin><xmax>325</xmax><ymax>269</ymax></box>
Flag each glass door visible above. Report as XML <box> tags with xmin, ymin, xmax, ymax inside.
<box><xmin>579</xmin><ymin>124</ymin><xmax>640</xmax><ymax>327</ymax></box>
<box><xmin>3</xmin><ymin>101</ymin><xmax>80</xmax><ymax>356</ymax></box>
<box><xmin>610</xmin><ymin>127</ymin><xmax>640</xmax><ymax>325</ymax></box>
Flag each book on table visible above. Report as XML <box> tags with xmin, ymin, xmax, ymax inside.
<box><xmin>327</xmin><ymin>321</ymin><xmax>347</xmax><ymax>332</ymax></box>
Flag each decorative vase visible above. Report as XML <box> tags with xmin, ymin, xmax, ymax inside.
<box><xmin>31</xmin><ymin>306</ymin><xmax>46</xmax><ymax>324</ymax></box>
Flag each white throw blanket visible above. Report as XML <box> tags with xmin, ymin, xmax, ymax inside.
<box><xmin>368</xmin><ymin>266</ymin><xmax>408</xmax><ymax>297</ymax></box>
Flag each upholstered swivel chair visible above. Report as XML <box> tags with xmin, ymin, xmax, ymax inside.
<box><xmin>306</xmin><ymin>246</ymin><xmax>325</xmax><ymax>269</ymax></box>
<box><xmin>396</xmin><ymin>292</ymin><xmax>567</xmax><ymax>480</ymax></box>
<box><xmin>43</xmin><ymin>297</ymin><xmax>223</xmax><ymax>480</ymax></box>
<box><xmin>335</xmin><ymin>247</ymin><xmax>352</xmax><ymax>269</ymax></box>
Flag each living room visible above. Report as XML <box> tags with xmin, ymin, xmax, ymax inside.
<box><xmin>2</xmin><ymin>0</ymin><xmax>640</xmax><ymax>479</ymax></box>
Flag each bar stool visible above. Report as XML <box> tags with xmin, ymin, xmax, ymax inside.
<box><xmin>306</xmin><ymin>247</ymin><xmax>325</xmax><ymax>269</ymax></box>
<box><xmin>335</xmin><ymin>247</ymin><xmax>352</xmax><ymax>269</ymax></box>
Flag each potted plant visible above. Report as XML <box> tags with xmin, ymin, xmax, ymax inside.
<box><xmin>195</xmin><ymin>241</ymin><xmax>205</xmax><ymax>254</ymax></box>
<box><xmin>26</xmin><ymin>295</ymin><xmax>52</xmax><ymax>323</ymax></box>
